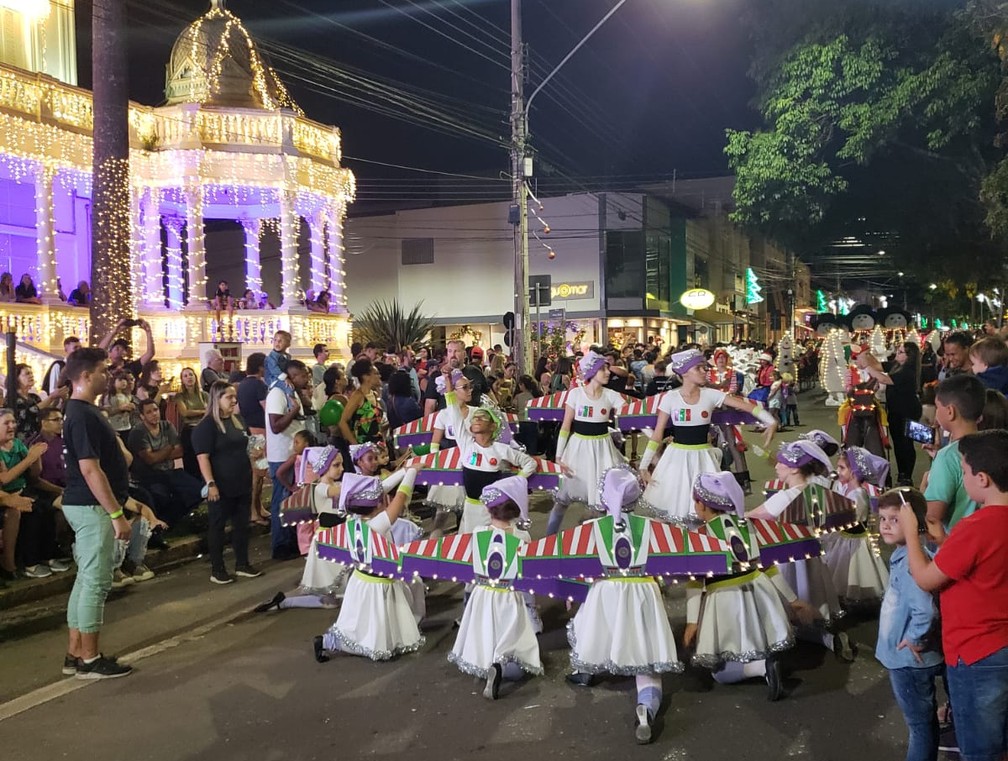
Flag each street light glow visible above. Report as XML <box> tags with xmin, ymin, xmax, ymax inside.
<box><xmin>929</xmin><ymin>283</ymin><xmax>938</xmax><ymax>290</ymax></box>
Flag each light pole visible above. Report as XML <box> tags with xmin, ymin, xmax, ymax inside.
<box><xmin>510</xmin><ymin>0</ymin><xmax>630</xmax><ymax>372</ymax></box>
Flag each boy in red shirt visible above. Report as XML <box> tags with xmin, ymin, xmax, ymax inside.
<box><xmin>901</xmin><ymin>429</ymin><xmax>1008</xmax><ymax>761</ymax></box>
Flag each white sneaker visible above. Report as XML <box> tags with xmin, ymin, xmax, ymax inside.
<box><xmin>24</xmin><ymin>564</ymin><xmax>53</xmax><ymax>579</ymax></box>
<box><xmin>47</xmin><ymin>559</ymin><xmax>71</xmax><ymax>573</ymax></box>
<box><xmin>130</xmin><ymin>564</ymin><xmax>155</xmax><ymax>582</ymax></box>
<box><xmin>111</xmin><ymin>568</ymin><xmax>135</xmax><ymax>589</ymax></box>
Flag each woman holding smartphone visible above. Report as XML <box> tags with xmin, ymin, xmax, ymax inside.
<box><xmin>886</xmin><ymin>341</ymin><xmax>922</xmax><ymax>486</ymax></box>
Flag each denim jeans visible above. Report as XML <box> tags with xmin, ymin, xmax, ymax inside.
<box><xmin>113</xmin><ymin>517</ymin><xmax>151</xmax><ymax>569</ymax></box>
<box><xmin>268</xmin><ymin>461</ymin><xmax>297</xmax><ymax>556</ymax></box>
<box><xmin>947</xmin><ymin>646</ymin><xmax>1008</xmax><ymax>761</ymax></box>
<box><xmin>888</xmin><ymin>663</ymin><xmax>943</xmax><ymax>761</ymax></box>
<box><xmin>63</xmin><ymin>505</ymin><xmax>114</xmax><ymax>634</ymax></box>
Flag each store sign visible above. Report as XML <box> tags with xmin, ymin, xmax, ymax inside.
<box><xmin>551</xmin><ymin>281</ymin><xmax>594</xmax><ymax>300</ymax></box>
<box><xmin>679</xmin><ymin>288</ymin><xmax>716</xmax><ymax>310</ymax></box>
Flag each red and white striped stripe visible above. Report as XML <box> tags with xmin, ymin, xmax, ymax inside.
<box><xmin>648</xmin><ymin>522</ymin><xmax>686</xmax><ymax>554</ymax></box>
<box><xmin>562</xmin><ymin>523</ymin><xmax>597</xmax><ymax>556</ymax></box>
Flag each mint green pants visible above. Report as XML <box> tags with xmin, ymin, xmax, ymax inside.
<box><xmin>63</xmin><ymin>505</ymin><xmax>114</xmax><ymax>634</ymax></box>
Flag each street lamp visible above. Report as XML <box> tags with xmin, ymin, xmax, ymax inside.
<box><xmin>511</xmin><ymin>0</ymin><xmax>630</xmax><ymax>372</ymax></box>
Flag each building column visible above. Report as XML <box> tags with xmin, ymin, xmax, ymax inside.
<box><xmin>140</xmin><ymin>188</ymin><xmax>164</xmax><ymax>307</ymax></box>
<box><xmin>279</xmin><ymin>189</ymin><xmax>299</xmax><ymax>308</ymax></box>
<box><xmin>241</xmin><ymin>218</ymin><xmax>262</xmax><ymax>296</ymax></box>
<box><xmin>33</xmin><ymin>164</ymin><xmax>58</xmax><ymax>303</ymax></box>
<box><xmin>326</xmin><ymin>203</ymin><xmax>347</xmax><ymax>313</ymax></box>
<box><xmin>183</xmin><ymin>185</ymin><xmax>206</xmax><ymax>306</ymax></box>
<box><xmin>164</xmin><ymin>215</ymin><xmax>185</xmax><ymax>311</ymax></box>
<box><xmin>308</xmin><ymin>212</ymin><xmax>326</xmax><ymax>300</ymax></box>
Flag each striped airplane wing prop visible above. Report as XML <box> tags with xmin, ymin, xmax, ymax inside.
<box><xmin>748</xmin><ymin>518</ymin><xmax>823</xmax><ymax>567</ymax></box>
<box><xmin>403</xmin><ymin>450</ymin><xmax>563</xmax><ymax>491</ymax></box>
<box><xmin>615</xmin><ymin>394</ymin><xmax>760</xmax><ymax>432</ymax></box>
<box><xmin>315</xmin><ymin>520</ymin><xmax>402</xmax><ymax>578</ymax></box>
<box><xmin>525</xmin><ymin>390</ymin><xmax>572</xmax><ymax>422</ymax></box>
<box><xmin>763</xmin><ymin>479</ymin><xmax>787</xmax><ymax>498</ymax></box>
<box><xmin>780</xmin><ymin>484</ymin><xmax>857</xmax><ymax>532</ymax></box>
<box><xmin>520</xmin><ymin>523</ymin><xmax>606</xmax><ymax>581</ymax></box>
<box><xmin>392</xmin><ymin>411</ymin><xmax>519</xmax><ymax>448</ymax></box>
<box><xmin>642</xmin><ymin>521</ymin><xmax>734</xmax><ymax>577</ymax></box>
<box><xmin>513</xmin><ymin>576</ymin><xmax>591</xmax><ymax>603</ymax></box>
<box><xmin>279</xmin><ymin>484</ymin><xmax>316</xmax><ymax>527</ymax></box>
<box><xmin>397</xmin><ymin>533</ymin><xmax>476</xmax><ymax>585</ymax></box>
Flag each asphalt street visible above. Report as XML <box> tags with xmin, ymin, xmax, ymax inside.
<box><xmin>0</xmin><ymin>389</ymin><xmax>940</xmax><ymax>761</ymax></box>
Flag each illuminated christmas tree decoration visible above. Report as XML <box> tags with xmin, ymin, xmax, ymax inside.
<box><xmin>745</xmin><ymin>267</ymin><xmax>763</xmax><ymax>305</ymax></box>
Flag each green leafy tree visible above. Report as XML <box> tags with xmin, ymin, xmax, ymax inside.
<box><xmin>727</xmin><ymin>1</ymin><xmax>1004</xmax><ymax>281</ymax></box>
<box><xmin>351</xmin><ymin>300</ymin><xmax>435</xmax><ymax>352</ymax></box>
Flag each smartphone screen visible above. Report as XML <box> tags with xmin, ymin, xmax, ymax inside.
<box><xmin>905</xmin><ymin>420</ymin><xmax>936</xmax><ymax>446</ymax></box>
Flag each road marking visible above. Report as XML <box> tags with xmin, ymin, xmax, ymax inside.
<box><xmin>0</xmin><ymin>607</ymin><xmax>250</xmax><ymax>723</ymax></box>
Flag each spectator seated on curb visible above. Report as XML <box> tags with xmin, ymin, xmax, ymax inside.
<box><xmin>110</xmin><ymin>497</ymin><xmax>167</xmax><ymax>589</ymax></box>
<box><xmin>127</xmin><ymin>400</ymin><xmax>204</xmax><ymax>527</ymax></box>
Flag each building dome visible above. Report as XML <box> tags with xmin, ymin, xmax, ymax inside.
<box><xmin>164</xmin><ymin>0</ymin><xmax>301</xmax><ymax>113</ymax></box>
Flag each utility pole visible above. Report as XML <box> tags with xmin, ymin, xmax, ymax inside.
<box><xmin>511</xmin><ymin>0</ymin><xmax>531</xmax><ymax>373</ymax></box>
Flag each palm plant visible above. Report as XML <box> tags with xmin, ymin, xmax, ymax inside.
<box><xmin>352</xmin><ymin>300</ymin><xmax>435</xmax><ymax>351</ymax></box>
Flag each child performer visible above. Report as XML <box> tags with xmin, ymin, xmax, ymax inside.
<box><xmin>640</xmin><ymin>348</ymin><xmax>777</xmax><ymax>525</ymax></box>
<box><xmin>313</xmin><ymin>468</ymin><xmax>422</xmax><ymax>662</ymax></box>
<box><xmin>449</xmin><ymin>475</ymin><xmax>543</xmax><ymax>700</ymax></box>
<box><xmin>442</xmin><ymin>373</ymin><xmax>537</xmax><ymax>533</ymax></box>
<box><xmin>747</xmin><ymin>441</ymin><xmax>853</xmax><ymax>661</ymax></box>
<box><xmin>566</xmin><ymin>467</ymin><xmax>681</xmax><ymax>745</ymax></box>
<box><xmin>425</xmin><ymin>369</ymin><xmax>472</xmax><ymax>518</ymax></box>
<box><xmin>547</xmin><ymin>350</ymin><xmax>627</xmax><ymax>534</ymax></box>
<box><xmin>686</xmin><ymin>472</ymin><xmax>794</xmax><ymax>701</ymax></box>
<box><xmin>350</xmin><ymin>442</ymin><xmax>422</xmax><ymax>546</ymax></box>
<box><xmin>825</xmin><ymin>446</ymin><xmax>890</xmax><ymax>605</ymax></box>
<box><xmin>875</xmin><ymin>487</ymin><xmax>943</xmax><ymax>761</ymax></box>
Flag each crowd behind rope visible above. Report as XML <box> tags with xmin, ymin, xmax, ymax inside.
<box><xmin>0</xmin><ymin>325</ymin><xmax>1005</xmax><ymax>759</ymax></box>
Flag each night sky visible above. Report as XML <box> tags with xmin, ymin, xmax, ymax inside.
<box><xmin>76</xmin><ymin>0</ymin><xmax>757</xmax><ymax>196</ymax></box>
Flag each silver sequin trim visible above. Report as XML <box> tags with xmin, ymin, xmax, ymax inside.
<box><xmin>447</xmin><ymin>652</ymin><xmax>544</xmax><ymax>679</ymax></box>
<box><xmin>639</xmin><ymin>498</ymin><xmax>702</xmax><ymax>529</ymax></box>
<box><xmin>325</xmin><ymin>625</ymin><xmax>425</xmax><ymax>662</ymax></box>
<box><xmin>566</xmin><ymin>619</ymin><xmax>684</xmax><ymax>675</ymax></box>
<box><xmin>691</xmin><ymin>635</ymin><xmax>795</xmax><ymax>669</ymax></box>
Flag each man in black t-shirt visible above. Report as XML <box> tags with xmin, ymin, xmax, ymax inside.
<box><xmin>98</xmin><ymin>317</ymin><xmax>155</xmax><ymax>378</ymax></box>
<box><xmin>61</xmin><ymin>347</ymin><xmax>133</xmax><ymax>680</ymax></box>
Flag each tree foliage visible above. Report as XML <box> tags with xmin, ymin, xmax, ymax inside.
<box><xmin>726</xmin><ymin>0</ymin><xmax>1005</xmax><ymax>281</ymax></box>
<box><xmin>351</xmin><ymin>300</ymin><xmax>435</xmax><ymax>352</ymax></box>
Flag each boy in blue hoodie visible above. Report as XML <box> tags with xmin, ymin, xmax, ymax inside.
<box><xmin>968</xmin><ymin>337</ymin><xmax>1008</xmax><ymax>394</ymax></box>
<box><xmin>876</xmin><ymin>487</ymin><xmax>943</xmax><ymax>761</ymax></box>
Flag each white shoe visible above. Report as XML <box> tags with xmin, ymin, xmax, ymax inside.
<box><xmin>634</xmin><ymin>704</ymin><xmax>653</xmax><ymax>744</ymax></box>
<box><xmin>24</xmin><ymin>564</ymin><xmax>53</xmax><ymax>579</ymax></box>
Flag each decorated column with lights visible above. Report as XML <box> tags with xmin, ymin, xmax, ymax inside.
<box><xmin>241</xmin><ymin>217</ymin><xmax>262</xmax><ymax>295</ymax></box>
<box><xmin>184</xmin><ymin>185</ymin><xmax>207</xmax><ymax>305</ymax></box>
<box><xmin>279</xmin><ymin>188</ymin><xmax>299</xmax><ymax>307</ymax></box>
<box><xmin>164</xmin><ymin>216</ymin><xmax>185</xmax><ymax>310</ymax></box>
<box><xmin>140</xmin><ymin>188</ymin><xmax>164</xmax><ymax>307</ymax></box>
<box><xmin>326</xmin><ymin>202</ymin><xmax>346</xmax><ymax>313</ymax></box>
<box><xmin>308</xmin><ymin>211</ymin><xmax>326</xmax><ymax>298</ymax></box>
<box><xmin>33</xmin><ymin>164</ymin><xmax>58</xmax><ymax>302</ymax></box>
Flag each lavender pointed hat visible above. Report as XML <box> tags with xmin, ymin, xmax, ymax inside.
<box><xmin>843</xmin><ymin>446</ymin><xmax>890</xmax><ymax>488</ymax></box>
<box><xmin>480</xmin><ymin>475</ymin><xmax>530</xmax><ymax>528</ymax></box>
<box><xmin>349</xmin><ymin>442</ymin><xmax>380</xmax><ymax>472</ymax></box>
<box><xmin>599</xmin><ymin>466</ymin><xmax>643</xmax><ymax>520</ymax></box>
<box><xmin>338</xmin><ymin>472</ymin><xmax>385</xmax><ymax>516</ymax></box>
<box><xmin>310</xmin><ymin>445</ymin><xmax>341</xmax><ymax>475</ymax></box>
<box><xmin>692</xmin><ymin>471</ymin><xmax>746</xmax><ymax>517</ymax></box>
<box><xmin>776</xmin><ymin>440</ymin><xmax>832</xmax><ymax>472</ymax></box>
<box><xmin>668</xmin><ymin>348</ymin><xmax>707</xmax><ymax>377</ymax></box>
<box><xmin>579</xmin><ymin>350</ymin><xmax>608</xmax><ymax>381</ymax></box>
<box><xmin>801</xmin><ymin>429</ymin><xmax>841</xmax><ymax>457</ymax></box>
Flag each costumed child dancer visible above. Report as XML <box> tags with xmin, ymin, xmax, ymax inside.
<box><xmin>350</xmin><ymin>442</ymin><xmax>422</xmax><ymax>546</ymax></box>
<box><xmin>747</xmin><ymin>441</ymin><xmax>853</xmax><ymax>661</ymax></box>
<box><xmin>640</xmin><ymin>348</ymin><xmax>777</xmax><ymax>526</ymax></box>
<box><xmin>425</xmin><ymin>369</ymin><xmax>472</xmax><ymax>521</ymax></box>
<box><xmin>442</xmin><ymin>373</ymin><xmax>536</xmax><ymax>534</ymax></box>
<box><xmin>824</xmin><ymin>446</ymin><xmax>889</xmax><ymax>606</ymax></box>
<box><xmin>686</xmin><ymin>472</ymin><xmax>794</xmax><ymax>701</ymax></box>
<box><xmin>448</xmin><ymin>475</ymin><xmax>543</xmax><ymax>700</ymax></box>
<box><xmin>546</xmin><ymin>350</ymin><xmax>627</xmax><ymax>534</ymax></box>
<box><xmin>313</xmin><ymin>468</ymin><xmax>423</xmax><ymax>662</ymax></box>
<box><xmin>566</xmin><ymin>467</ymin><xmax>680</xmax><ymax>746</ymax></box>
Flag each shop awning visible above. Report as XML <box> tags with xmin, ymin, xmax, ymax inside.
<box><xmin>690</xmin><ymin>308</ymin><xmax>740</xmax><ymax>325</ymax></box>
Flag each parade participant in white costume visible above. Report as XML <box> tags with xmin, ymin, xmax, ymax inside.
<box><xmin>640</xmin><ymin>349</ymin><xmax>776</xmax><ymax>525</ymax></box>
<box><xmin>566</xmin><ymin>467</ymin><xmax>681</xmax><ymax>745</ymax></box>
<box><xmin>442</xmin><ymin>374</ymin><xmax>537</xmax><ymax>533</ymax></box>
<box><xmin>426</xmin><ymin>369</ymin><xmax>471</xmax><ymax>517</ymax></box>
<box><xmin>747</xmin><ymin>441</ymin><xmax>854</xmax><ymax>661</ymax></box>
<box><xmin>685</xmin><ymin>472</ymin><xmax>794</xmax><ymax>700</ymax></box>
<box><xmin>350</xmin><ymin>441</ymin><xmax>422</xmax><ymax>546</ymax></box>
<box><xmin>824</xmin><ymin>446</ymin><xmax>890</xmax><ymax>605</ymax></box>
<box><xmin>546</xmin><ymin>350</ymin><xmax>627</xmax><ymax>534</ymax></box>
<box><xmin>449</xmin><ymin>475</ymin><xmax>543</xmax><ymax>700</ymax></box>
<box><xmin>313</xmin><ymin>469</ymin><xmax>424</xmax><ymax>662</ymax></box>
